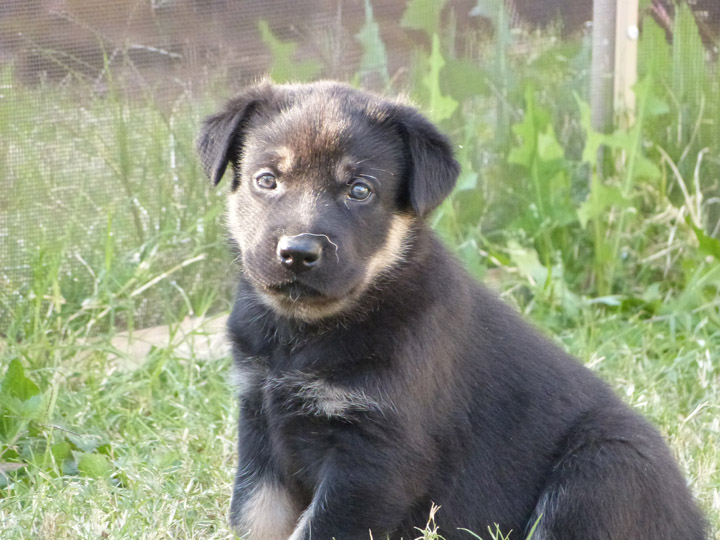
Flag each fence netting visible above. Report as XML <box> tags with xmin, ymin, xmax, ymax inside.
<box><xmin>1</xmin><ymin>0</ymin><xmax>716</xmax><ymax>329</ymax></box>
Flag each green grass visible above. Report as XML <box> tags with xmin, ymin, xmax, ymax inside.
<box><xmin>1</xmin><ymin>1</ymin><xmax>719</xmax><ymax>537</ymax></box>
<box><xmin>1</xmin><ymin>280</ymin><xmax>717</xmax><ymax>538</ymax></box>
<box><xmin>0</xmin><ymin>62</ymin><xmax>242</xmax><ymax>539</ymax></box>
<box><xmin>0</xmin><ymin>337</ymin><xmax>236</xmax><ymax>539</ymax></box>
<box><xmin>0</xmin><ymin>63</ymin><xmax>233</xmax><ymax>336</ymax></box>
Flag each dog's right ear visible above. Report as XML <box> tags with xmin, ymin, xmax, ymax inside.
<box><xmin>196</xmin><ymin>85</ymin><xmax>272</xmax><ymax>186</ymax></box>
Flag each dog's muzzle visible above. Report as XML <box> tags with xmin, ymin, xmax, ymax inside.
<box><xmin>276</xmin><ymin>234</ymin><xmax>327</xmax><ymax>274</ymax></box>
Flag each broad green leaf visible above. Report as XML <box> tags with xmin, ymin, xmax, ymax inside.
<box><xmin>507</xmin><ymin>240</ymin><xmax>547</xmax><ymax>286</ymax></box>
<box><xmin>456</xmin><ymin>188</ymin><xmax>485</xmax><ymax>226</ymax></box>
<box><xmin>153</xmin><ymin>450</ymin><xmax>182</xmax><ymax>469</ymax></box>
<box><xmin>602</xmin><ymin>130</ymin><xmax>634</xmax><ymax>151</ymax></box>
<box><xmin>18</xmin><ymin>394</ymin><xmax>43</xmax><ymax>419</ymax></box>
<box><xmin>642</xmin><ymin>87</ymin><xmax>670</xmax><ymax>118</ymax></box>
<box><xmin>401</xmin><ymin>0</ymin><xmax>446</xmax><ymax>37</ymax></box>
<box><xmin>537</xmin><ymin>127</ymin><xmax>565</xmax><ymax>162</ymax></box>
<box><xmin>509</xmin><ymin>87</ymin><xmax>550</xmax><ymax>168</ymax></box>
<box><xmin>508</xmin><ymin>129</ymin><xmax>535</xmax><ymax>168</ymax></box>
<box><xmin>66</xmin><ymin>433</ymin><xmax>104</xmax><ymax>453</ymax></box>
<box><xmin>507</xmin><ymin>242</ymin><xmax>581</xmax><ymax>316</ymax></box>
<box><xmin>51</xmin><ymin>441</ymin><xmax>72</xmax><ymax>464</ymax></box>
<box><xmin>355</xmin><ymin>0</ymin><xmax>389</xmax><ymax>84</ymax></box>
<box><xmin>1</xmin><ymin>359</ymin><xmax>40</xmax><ymax>402</ymax></box>
<box><xmin>423</xmin><ymin>35</ymin><xmax>458</xmax><ymax>122</ymax></box>
<box><xmin>440</xmin><ymin>58</ymin><xmax>488</xmax><ymax>101</ymax></box>
<box><xmin>632</xmin><ymin>154</ymin><xmax>661</xmax><ymax>182</ymax></box>
<box><xmin>77</xmin><ymin>452</ymin><xmax>112</xmax><ymax>479</ymax></box>
<box><xmin>641</xmin><ymin>282</ymin><xmax>662</xmax><ymax>304</ymax></box>
<box><xmin>257</xmin><ymin>19</ymin><xmax>294</xmax><ymax>81</ymax></box>
<box><xmin>257</xmin><ymin>20</ymin><xmax>321</xmax><ymax>83</ymax></box>
<box><xmin>577</xmin><ymin>182</ymin><xmax>628</xmax><ymax>229</ymax></box>
<box><xmin>689</xmin><ymin>219</ymin><xmax>720</xmax><ymax>259</ymax></box>
<box><xmin>576</xmin><ymin>95</ymin><xmax>605</xmax><ymax>166</ymax></box>
<box><xmin>576</xmin><ymin>87</ymin><xmax>665</xmax><ymax>176</ymax></box>
<box><xmin>541</xmin><ymin>171</ymin><xmax>577</xmax><ymax>227</ymax></box>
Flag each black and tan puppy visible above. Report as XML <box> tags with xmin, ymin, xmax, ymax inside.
<box><xmin>197</xmin><ymin>82</ymin><xmax>705</xmax><ymax>540</ymax></box>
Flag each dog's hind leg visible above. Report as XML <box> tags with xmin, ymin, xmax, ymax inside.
<box><xmin>526</xmin><ymin>416</ymin><xmax>705</xmax><ymax>540</ymax></box>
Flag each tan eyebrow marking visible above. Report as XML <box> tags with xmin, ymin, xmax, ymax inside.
<box><xmin>275</xmin><ymin>146</ymin><xmax>295</xmax><ymax>173</ymax></box>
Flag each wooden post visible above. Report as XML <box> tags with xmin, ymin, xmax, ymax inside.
<box><xmin>590</xmin><ymin>0</ymin><xmax>616</xmax><ymax>133</ymax></box>
<box><xmin>614</xmin><ymin>0</ymin><xmax>639</xmax><ymax>124</ymax></box>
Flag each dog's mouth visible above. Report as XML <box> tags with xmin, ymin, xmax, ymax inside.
<box><xmin>244</xmin><ymin>263</ymin><xmax>364</xmax><ymax>319</ymax></box>
<box><xmin>265</xmin><ymin>281</ymin><xmax>327</xmax><ymax>302</ymax></box>
<box><xmin>256</xmin><ymin>277</ymin><xmax>364</xmax><ymax>320</ymax></box>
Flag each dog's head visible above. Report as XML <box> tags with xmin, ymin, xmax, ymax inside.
<box><xmin>197</xmin><ymin>82</ymin><xmax>459</xmax><ymax>320</ymax></box>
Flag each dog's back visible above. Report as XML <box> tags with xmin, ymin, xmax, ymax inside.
<box><xmin>385</xmin><ymin>243</ymin><xmax>704</xmax><ymax>538</ymax></box>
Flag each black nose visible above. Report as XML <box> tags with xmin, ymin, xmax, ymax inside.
<box><xmin>277</xmin><ymin>234</ymin><xmax>324</xmax><ymax>274</ymax></box>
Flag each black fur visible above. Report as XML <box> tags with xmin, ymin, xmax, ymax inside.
<box><xmin>197</xmin><ymin>81</ymin><xmax>706</xmax><ymax>540</ymax></box>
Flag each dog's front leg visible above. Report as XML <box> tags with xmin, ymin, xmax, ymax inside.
<box><xmin>231</xmin><ymin>475</ymin><xmax>301</xmax><ymax>540</ymax></box>
<box><xmin>288</xmin><ymin>454</ymin><xmax>418</xmax><ymax>540</ymax></box>
<box><xmin>230</xmin><ymin>388</ymin><xmax>303</xmax><ymax>540</ymax></box>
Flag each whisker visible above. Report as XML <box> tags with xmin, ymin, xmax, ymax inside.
<box><xmin>284</xmin><ymin>232</ymin><xmax>340</xmax><ymax>263</ymax></box>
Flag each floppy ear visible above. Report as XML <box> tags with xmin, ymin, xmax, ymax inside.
<box><xmin>392</xmin><ymin>105</ymin><xmax>460</xmax><ymax>216</ymax></box>
<box><xmin>196</xmin><ymin>85</ymin><xmax>271</xmax><ymax>186</ymax></box>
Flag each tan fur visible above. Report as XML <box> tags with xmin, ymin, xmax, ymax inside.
<box><xmin>235</xmin><ymin>481</ymin><xmax>301</xmax><ymax>540</ymax></box>
<box><xmin>287</xmin><ymin>499</ymin><xmax>316</xmax><ymax>540</ymax></box>
<box><xmin>255</xmin><ymin>287</ymin><xmax>351</xmax><ymax>321</ymax></box>
<box><xmin>363</xmin><ymin>214</ymin><xmax>413</xmax><ymax>286</ymax></box>
<box><xmin>265</xmin><ymin>372</ymin><xmax>384</xmax><ymax>419</ymax></box>
<box><xmin>226</xmin><ymin>189</ymin><xmax>247</xmax><ymax>253</ymax></box>
<box><xmin>230</xmin><ymin>361</ymin><xmax>265</xmax><ymax>399</ymax></box>
<box><xmin>275</xmin><ymin>146</ymin><xmax>295</xmax><ymax>173</ymax></box>
<box><xmin>304</xmin><ymin>381</ymin><xmax>380</xmax><ymax>418</ymax></box>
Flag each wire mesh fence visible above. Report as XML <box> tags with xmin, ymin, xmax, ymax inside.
<box><xmin>1</xmin><ymin>0</ymin><xmax>717</xmax><ymax>331</ymax></box>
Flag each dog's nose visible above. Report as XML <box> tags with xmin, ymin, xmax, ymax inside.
<box><xmin>277</xmin><ymin>234</ymin><xmax>324</xmax><ymax>273</ymax></box>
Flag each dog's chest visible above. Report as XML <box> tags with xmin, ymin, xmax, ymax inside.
<box><xmin>233</xmin><ymin>312</ymin><xmax>385</xmax><ymax>421</ymax></box>
<box><xmin>238</xmin><ymin>362</ymin><xmax>386</xmax><ymax>486</ymax></box>
<box><xmin>258</xmin><ymin>367</ymin><xmax>381</xmax><ymax>421</ymax></box>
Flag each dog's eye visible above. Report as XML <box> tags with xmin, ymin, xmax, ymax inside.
<box><xmin>255</xmin><ymin>172</ymin><xmax>277</xmax><ymax>190</ymax></box>
<box><xmin>348</xmin><ymin>181</ymin><xmax>372</xmax><ymax>201</ymax></box>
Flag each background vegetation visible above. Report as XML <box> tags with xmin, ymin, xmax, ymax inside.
<box><xmin>1</xmin><ymin>0</ymin><xmax>718</xmax><ymax>538</ymax></box>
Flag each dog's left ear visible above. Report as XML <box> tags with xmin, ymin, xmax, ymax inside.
<box><xmin>196</xmin><ymin>84</ymin><xmax>273</xmax><ymax>186</ymax></box>
<box><xmin>391</xmin><ymin>105</ymin><xmax>460</xmax><ymax>216</ymax></box>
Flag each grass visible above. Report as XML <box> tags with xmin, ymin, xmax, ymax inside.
<box><xmin>1</xmin><ymin>337</ymin><xmax>236</xmax><ymax>539</ymax></box>
<box><xmin>0</xmin><ymin>63</ymin><xmax>233</xmax><ymax>334</ymax></box>
<box><xmin>1</xmin><ymin>283</ymin><xmax>717</xmax><ymax>538</ymax></box>
<box><xmin>1</xmin><ymin>2</ymin><xmax>719</xmax><ymax>538</ymax></box>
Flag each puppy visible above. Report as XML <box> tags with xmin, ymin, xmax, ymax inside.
<box><xmin>197</xmin><ymin>81</ymin><xmax>706</xmax><ymax>540</ymax></box>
